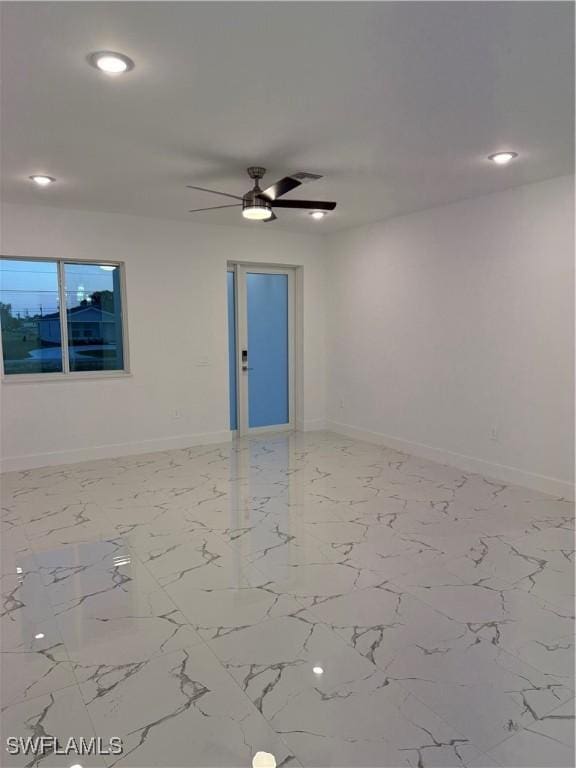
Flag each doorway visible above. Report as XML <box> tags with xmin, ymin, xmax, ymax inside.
<box><xmin>227</xmin><ymin>264</ymin><xmax>295</xmax><ymax>435</ymax></box>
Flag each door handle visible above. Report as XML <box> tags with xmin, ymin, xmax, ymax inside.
<box><xmin>242</xmin><ymin>365</ymin><xmax>253</xmax><ymax>371</ymax></box>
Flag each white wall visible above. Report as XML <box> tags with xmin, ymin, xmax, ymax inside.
<box><xmin>3</xmin><ymin>178</ymin><xmax>574</xmax><ymax>497</ymax></box>
<box><xmin>0</xmin><ymin>203</ymin><xmax>327</xmax><ymax>470</ymax></box>
<box><xmin>326</xmin><ymin>176</ymin><xmax>575</xmax><ymax>498</ymax></box>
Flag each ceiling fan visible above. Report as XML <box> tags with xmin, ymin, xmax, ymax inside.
<box><xmin>187</xmin><ymin>167</ymin><xmax>337</xmax><ymax>222</ymax></box>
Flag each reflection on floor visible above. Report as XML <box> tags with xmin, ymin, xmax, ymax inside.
<box><xmin>1</xmin><ymin>431</ymin><xmax>574</xmax><ymax>767</ymax></box>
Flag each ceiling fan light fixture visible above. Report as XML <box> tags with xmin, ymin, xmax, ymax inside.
<box><xmin>242</xmin><ymin>197</ymin><xmax>272</xmax><ymax>221</ymax></box>
<box><xmin>310</xmin><ymin>211</ymin><xmax>326</xmax><ymax>220</ymax></box>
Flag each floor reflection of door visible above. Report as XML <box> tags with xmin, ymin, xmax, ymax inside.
<box><xmin>227</xmin><ymin>265</ymin><xmax>294</xmax><ymax>435</ymax></box>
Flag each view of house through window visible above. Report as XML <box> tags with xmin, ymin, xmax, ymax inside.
<box><xmin>64</xmin><ymin>263</ymin><xmax>124</xmax><ymax>372</ymax></box>
<box><xmin>0</xmin><ymin>258</ymin><xmax>126</xmax><ymax>375</ymax></box>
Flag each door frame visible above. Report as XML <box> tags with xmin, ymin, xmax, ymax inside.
<box><xmin>228</xmin><ymin>262</ymin><xmax>297</xmax><ymax>436</ymax></box>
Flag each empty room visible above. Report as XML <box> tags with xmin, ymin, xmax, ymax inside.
<box><xmin>0</xmin><ymin>2</ymin><xmax>574</xmax><ymax>767</ymax></box>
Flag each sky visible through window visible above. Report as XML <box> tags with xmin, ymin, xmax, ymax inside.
<box><xmin>0</xmin><ymin>260</ymin><xmax>118</xmax><ymax>316</ymax></box>
<box><xmin>0</xmin><ymin>259</ymin><xmax>60</xmax><ymax>316</ymax></box>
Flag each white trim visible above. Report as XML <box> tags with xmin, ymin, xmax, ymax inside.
<box><xmin>2</xmin><ymin>371</ymin><xmax>133</xmax><ymax>384</ymax></box>
<box><xmin>57</xmin><ymin>260</ymin><xmax>70</xmax><ymax>373</ymax></box>
<box><xmin>296</xmin><ymin>419</ymin><xmax>326</xmax><ymax>432</ymax></box>
<box><xmin>0</xmin><ymin>430</ymin><xmax>233</xmax><ymax>474</ymax></box>
<box><xmin>326</xmin><ymin>421</ymin><xmax>575</xmax><ymax>501</ymax></box>
<box><xmin>243</xmin><ymin>423</ymin><xmax>293</xmax><ymax>436</ymax></box>
<box><xmin>119</xmin><ymin>260</ymin><xmax>131</xmax><ymax>374</ymax></box>
<box><xmin>236</xmin><ymin>263</ymin><xmax>248</xmax><ymax>434</ymax></box>
<box><xmin>231</xmin><ymin>263</ymin><xmax>296</xmax><ymax>436</ymax></box>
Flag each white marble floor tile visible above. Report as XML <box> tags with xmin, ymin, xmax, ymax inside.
<box><xmin>141</xmin><ymin>535</ymin><xmax>262</xmax><ymax>591</ymax></box>
<box><xmin>23</xmin><ymin>501</ymin><xmax>112</xmax><ymax>549</ymax></box>
<box><xmin>167</xmin><ymin>582</ymin><xmax>303</xmax><ymax>637</ymax></box>
<box><xmin>55</xmin><ymin>586</ymin><xmax>202</xmax><ymax>670</ymax></box>
<box><xmin>127</xmin><ymin>528</ymin><xmax>236</xmax><ymax>582</ymax></box>
<box><xmin>272</xmin><ymin>671</ymin><xmax>474</xmax><ymax>768</ymax></box>
<box><xmin>32</xmin><ymin>536</ymin><xmax>127</xmax><ymax>570</ymax></box>
<box><xmin>1</xmin><ymin>431</ymin><xmax>573</xmax><ymax>768</ymax></box>
<box><xmin>464</xmin><ymin>753</ymin><xmax>503</xmax><ymax>767</ymax></box>
<box><xmin>1</xmin><ymin>644</ymin><xmax>77</xmax><ymax>706</ymax></box>
<box><xmin>80</xmin><ymin>643</ymin><xmax>298</xmax><ymax>767</ymax></box>
<box><xmin>41</xmin><ymin>551</ymin><xmax>159</xmax><ymax>608</ymax></box>
<box><xmin>0</xmin><ymin>545</ymin><xmax>37</xmax><ymax>584</ymax></box>
<box><xmin>0</xmin><ymin>686</ymin><xmax>106</xmax><ymax>767</ymax></box>
<box><xmin>444</xmin><ymin>534</ymin><xmax>556</xmax><ymax>588</ymax></box>
<box><xmin>487</xmin><ymin>699</ymin><xmax>575</xmax><ymax>767</ymax></box>
<box><xmin>506</xmin><ymin>527</ymin><xmax>575</xmax><ymax>613</ymax></box>
<box><xmin>222</xmin><ymin>518</ymin><xmax>341</xmax><ymax>575</ymax></box>
<box><xmin>279</xmin><ymin>730</ymin><xmax>411</xmax><ymax>767</ymax></box>
<box><xmin>392</xmin><ymin>565</ymin><xmax>510</xmax><ymax>623</ymax></box>
<box><xmin>203</xmin><ymin>611</ymin><xmax>380</xmax><ymax>720</ymax></box>
<box><xmin>262</xmin><ymin>560</ymin><xmax>383</xmax><ymax>604</ymax></box>
<box><xmin>380</xmin><ymin>629</ymin><xmax>573</xmax><ymax>751</ymax></box>
<box><xmin>492</xmin><ymin>589</ymin><xmax>574</xmax><ymax>663</ymax></box>
<box><xmin>306</xmin><ymin>583</ymin><xmax>465</xmax><ymax>666</ymax></box>
<box><xmin>513</xmin><ymin>634</ymin><xmax>574</xmax><ymax>685</ymax></box>
<box><xmin>1</xmin><ymin>570</ymin><xmax>54</xmax><ymax>628</ymax></box>
<box><xmin>1</xmin><ymin>518</ymin><xmax>31</xmax><ymax>551</ymax></box>
<box><xmin>2</xmin><ymin>610</ymin><xmax>66</xmax><ymax>654</ymax></box>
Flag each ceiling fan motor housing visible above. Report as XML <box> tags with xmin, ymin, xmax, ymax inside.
<box><xmin>242</xmin><ymin>190</ymin><xmax>272</xmax><ymax>216</ymax></box>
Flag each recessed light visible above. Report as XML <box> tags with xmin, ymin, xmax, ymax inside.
<box><xmin>252</xmin><ymin>753</ymin><xmax>276</xmax><ymax>768</ymax></box>
<box><xmin>488</xmin><ymin>151</ymin><xmax>518</xmax><ymax>166</ymax></box>
<box><xmin>88</xmin><ymin>51</ymin><xmax>134</xmax><ymax>75</ymax></box>
<box><xmin>34</xmin><ymin>633</ymin><xmax>45</xmax><ymax>640</ymax></box>
<box><xmin>310</xmin><ymin>211</ymin><xmax>326</xmax><ymax>220</ymax></box>
<box><xmin>312</xmin><ymin>665</ymin><xmax>324</xmax><ymax>675</ymax></box>
<box><xmin>29</xmin><ymin>175</ymin><xmax>55</xmax><ymax>186</ymax></box>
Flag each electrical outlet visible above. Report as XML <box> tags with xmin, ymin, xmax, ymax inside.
<box><xmin>490</xmin><ymin>425</ymin><xmax>500</xmax><ymax>442</ymax></box>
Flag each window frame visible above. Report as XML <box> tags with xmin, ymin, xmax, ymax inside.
<box><xmin>0</xmin><ymin>255</ymin><xmax>131</xmax><ymax>382</ymax></box>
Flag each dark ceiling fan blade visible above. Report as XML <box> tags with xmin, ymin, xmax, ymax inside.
<box><xmin>260</xmin><ymin>176</ymin><xmax>302</xmax><ymax>201</ymax></box>
<box><xmin>186</xmin><ymin>185</ymin><xmax>243</xmax><ymax>201</ymax></box>
<box><xmin>269</xmin><ymin>199</ymin><xmax>337</xmax><ymax>210</ymax></box>
<box><xmin>188</xmin><ymin>204</ymin><xmax>241</xmax><ymax>213</ymax></box>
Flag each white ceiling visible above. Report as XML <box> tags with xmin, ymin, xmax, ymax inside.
<box><xmin>1</xmin><ymin>2</ymin><xmax>573</xmax><ymax>233</ymax></box>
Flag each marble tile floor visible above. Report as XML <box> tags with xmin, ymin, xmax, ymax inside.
<box><xmin>1</xmin><ymin>431</ymin><xmax>574</xmax><ymax>768</ymax></box>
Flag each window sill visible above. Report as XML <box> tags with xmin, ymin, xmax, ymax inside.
<box><xmin>1</xmin><ymin>371</ymin><xmax>133</xmax><ymax>384</ymax></box>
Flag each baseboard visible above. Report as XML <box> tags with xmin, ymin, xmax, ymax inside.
<box><xmin>296</xmin><ymin>418</ymin><xmax>327</xmax><ymax>432</ymax></box>
<box><xmin>326</xmin><ymin>420</ymin><xmax>574</xmax><ymax>500</ymax></box>
<box><xmin>0</xmin><ymin>430</ymin><xmax>233</xmax><ymax>473</ymax></box>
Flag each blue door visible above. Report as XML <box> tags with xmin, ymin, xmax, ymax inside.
<box><xmin>246</xmin><ymin>272</ymin><xmax>289</xmax><ymax>428</ymax></box>
<box><xmin>227</xmin><ymin>267</ymin><xmax>292</xmax><ymax>433</ymax></box>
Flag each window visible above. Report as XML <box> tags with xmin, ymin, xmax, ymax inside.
<box><xmin>64</xmin><ymin>263</ymin><xmax>125</xmax><ymax>373</ymax></box>
<box><xmin>0</xmin><ymin>258</ymin><xmax>127</xmax><ymax>377</ymax></box>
